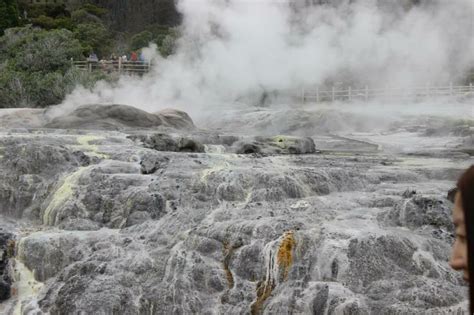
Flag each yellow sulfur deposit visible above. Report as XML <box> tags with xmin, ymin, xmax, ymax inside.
<box><xmin>12</xmin><ymin>239</ymin><xmax>44</xmax><ymax>315</ymax></box>
<box><xmin>42</xmin><ymin>167</ymin><xmax>89</xmax><ymax>225</ymax></box>
<box><xmin>76</xmin><ymin>135</ymin><xmax>108</xmax><ymax>159</ymax></box>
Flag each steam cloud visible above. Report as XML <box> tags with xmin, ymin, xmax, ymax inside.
<box><xmin>61</xmin><ymin>0</ymin><xmax>474</xmax><ymax>116</ymax></box>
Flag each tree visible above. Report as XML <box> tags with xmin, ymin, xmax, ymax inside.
<box><xmin>0</xmin><ymin>0</ymin><xmax>19</xmax><ymax>36</ymax></box>
<box><xmin>3</xmin><ymin>27</ymin><xmax>84</xmax><ymax>72</ymax></box>
<box><xmin>73</xmin><ymin>22</ymin><xmax>112</xmax><ymax>58</ymax></box>
<box><xmin>71</xmin><ymin>9</ymin><xmax>102</xmax><ymax>25</ymax></box>
<box><xmin>31</xmin><ymin>15</ymin><xmax>74</xmax><ymax>31</ymax></box>
<box><xmin>0</xmin><ymin>26</ymin><xmax>104</xmax><ymax>108</ymax></box>
<box><xmin>129</xmin><ymin>26</ymin><xmax>180</xmax><ymax>57</ymax></box>
<box><xmin>129</xmin><ymin>31</ymin><xmax>154</xmax><ymax>51</ymax></box>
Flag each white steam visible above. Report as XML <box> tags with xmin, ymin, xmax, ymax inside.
<box><xmin>61</xmin><ymin>0</ymin><xmax>474</xmax><ymax>116</ymax></box>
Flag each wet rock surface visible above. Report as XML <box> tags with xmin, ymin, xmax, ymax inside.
<box><xmin>0</xmin><ymin>104</ymin><xmax>472</xmax><ymax>314</ymax></box>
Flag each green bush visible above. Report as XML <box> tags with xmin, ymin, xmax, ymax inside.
<box><xmin>0</xmin><ymin>70</ymin><xmax>28</xmax><ymax>107</ymax></box>
<box><xmin>73</xmin><ymin>22</ymin><xmax>112</xmax><ymax>58</ymax></box>
<box><xmin>81</xmin><ymin>3</ymin><xmax>107</xmax><ymax>18</ymax></box>
<box><xmin>129</xmin><ymin>26</ymin><xmax>179</xmax><ymax>57</ymax></box>
<box><xmin>129</xmin><ymin>30</ymin><xmax>154</xmax><ymax>51</ymax></box>
<box><xmin>19</xmin><ymin>3</ymin><xmax>68</xmax><ymax>20</ymax></box>
<box><xmin>71</xmin><ymin>9</ymin><xmax>102</xmax><ymax>25</ymax></box>
<box><xmin>1</xmin><ymin>27</ymin><xmax>83</xmax><ymax>72</ymax></box>
<box><xmin>32</xmin><ymin>15</ymin><xmax>74</xmax><ymax>30</ymax></box>
<box><xmin>0</xmin><ymin>26</ymin><xmax>105</xmax><ymax>108</ymax></box>
<box><xmin>159</xmin><ymin>33</ymin><xmax>177</xmax><ymax>57</ymax></box>
<box><xmin>0</xmin><ymin>0</ymin><xmax>19</xmax><ymax>36</ymax></box>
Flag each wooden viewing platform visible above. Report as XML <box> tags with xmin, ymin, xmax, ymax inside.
<box><xmin>72</xmin><ymin>59</ymin><xmax>152</xmax><ymax>74</ymax></box>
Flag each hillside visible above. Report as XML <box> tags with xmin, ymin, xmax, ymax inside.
<box><xmin>83</xmin><ymin>0</ymin><xmax>181</xmax><ymax>33</ymax></box>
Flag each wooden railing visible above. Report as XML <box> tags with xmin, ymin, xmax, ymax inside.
<box><xmin>72</xmin><ymin>59</ymin><xmax>152</xmax><ymax>74</ymax></box>
<box><xmin>301</xmin><ymin>83</ymin><xmax>474</xmax><ymax>103</ymax></box>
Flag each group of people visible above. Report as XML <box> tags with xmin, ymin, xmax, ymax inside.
<box><xmin>87</xmin><ymin>51</ymin><xmax>147</xmax><ymax>64</ymax></box>
<box><xmin>84</xmin><ymin>50</ymin><xmax>149</xmax><ymax>73</ymax></box>
<box><xmin>110</xmin><ymin>51</ymin><xmax>146</xmax><ymax>63</ymax></box>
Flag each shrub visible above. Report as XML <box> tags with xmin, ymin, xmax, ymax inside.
<box><xmin>129</xmin><ymin>30</ymin><xmax>154</xmax><ymax>51</ymax></box>
<box><xmin>0</xmin><ymin>0</ymin><xmax>19</xmax><ymax>36</ymax></box>
<box><xmin>71</xmin><ymin>9</ymin><xmax>102</xmax><ymax>25</ymax></box>
<box><xmin>73</xmin><ymin>22</ymin><xmax>112</xmax><ymax>58</ymax></box>
<box><xmin>81</xmin><ymin>3</ymin><xmax>107</xmax><ymax>18</ymax></box>
<box><xmin>0</xmin><ymin>26</ymin><xmax>105</xmax><ymax>108</ymax></box>
<box><xmin>31</xmin><ymin>15</ymin><xmax>74</xmax><ymax>30</ymax></box>
<box><xmin>129</xmin><ymin>26</ymin><xmax>180</xmax><ymax>57</ymax></box>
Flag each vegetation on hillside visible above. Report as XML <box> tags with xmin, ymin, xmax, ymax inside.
<box><xmin>130</xmin><ymin>25</ymin><xmax>179</xmax><ymax>57</ymax></box>
<box><xmin>0</xmin><ymin>0</ymin><xmax>19</xmax><ymax>35</ymax></box>
<box><xmin>0</xmin><ymin>1</ymin><xmax>180</xmax><ymax>108</ymax></box>
<box><xmin>0</xmin><ymin>26</ymin><xmax>107</xmax><ymax>108</ymax></box>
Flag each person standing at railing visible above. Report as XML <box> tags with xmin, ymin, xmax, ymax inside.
<box><xmin>88</xmin><ymin>52</ymin><xmax>98</xmax><ymax>62</ymax></box>
<box><xmin>130</xmin><ymin>51</ymin><xmax>138</xmax><ymax>62</ymax></box>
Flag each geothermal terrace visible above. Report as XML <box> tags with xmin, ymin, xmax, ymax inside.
<box><xmin>0</xmin><ymin>101</ymin><xmax>472</xmax><ymax>314</ymax></box>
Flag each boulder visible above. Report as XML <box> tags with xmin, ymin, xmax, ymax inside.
<box><xmin>129</xmin><ymin>133</ymin><xmax>205</xmax><ymax>153</ymax></box>
<box><xmin>45</xmin><ymin>104</ymin><xmax>164</xmax><ymax>130</ymax></box>
<box><xmin>45</xmin><ymin>105</ymin><xmax>196</xmax><ymax>131</ymax></box>
<box><xmin>156</xmin><ymin>109</ymin><xmax>196</xmax><ymax>130</ymax></box>
<box><xmin>233</xmin><ymin>136</ymin><xmax>316</xmax><ymax>155</ymax></box>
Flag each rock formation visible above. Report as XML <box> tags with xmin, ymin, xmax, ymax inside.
<box><xmin>0</xmin><ymin>103</ymin><xmax>472</xmax><ymax>314</ymax></box>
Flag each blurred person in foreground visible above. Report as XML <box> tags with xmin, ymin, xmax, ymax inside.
<box><xmin>450</xmin><ymin>165</ymin><xmax>474</xmax><ymax>313</ymax></box>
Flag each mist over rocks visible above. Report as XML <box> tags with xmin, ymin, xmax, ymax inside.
<box><xmin>57</xmin><ymin>0</ymin><xmax>474</xmax><ymax>113</ymax></box>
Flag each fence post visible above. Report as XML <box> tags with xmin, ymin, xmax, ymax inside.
<box><xmin>302</xmin><ymin>87</ymin><xmax>305</xmax><ymax>104</ymax></box>
<box><xmin>470</xmin><ymin>82</ymin><xmax>473</xmax><ymax>93</ymax></box>
<box><xmin>348</xmin><ymin>86</ymin><xmax>352</xmax><ymax>102</ymax></box>
<box><xmin>450</xmin><ymin>82</ymin><xmax>453</xmax><ymax>96</ymax></box>
<box><xmin>332</xmin><ymin>86</ymin><xmax>335</xmax><ymax>102</ymax></box>
<box><xmin>316</xmin><ymin>87</ymin><xmax>320</xmax><ymax>103</ymax></box>
<box><xmin>365</xmin><ymin>85</ymin><xmax>368</xmax><ymax>102</ymax></box>
<box><xmin>118</xmin><ymin>58</ymin><xmax>122</xmax><ymax>73</ymax></box>
<box><xmin>88</xmin><ymin>61</ymin><xmax>92</xmax><ymax>73</ymax></box>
